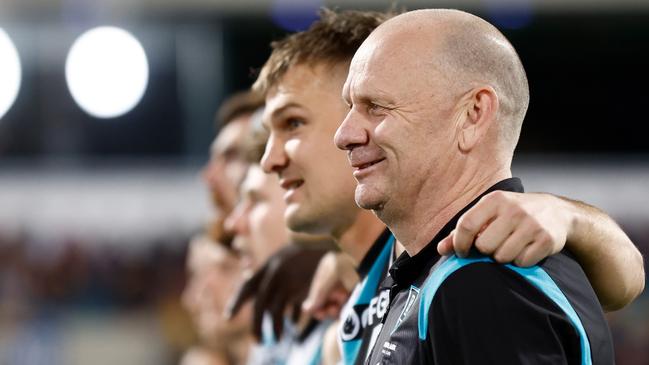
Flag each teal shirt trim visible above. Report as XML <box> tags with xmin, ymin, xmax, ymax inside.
<box><xmin>341</xmin><ymin>234</ymin><xmax>395</xmax><ymax>365</ymax></box>
<box><xmin>308</xmin><ymin>343</ymin><xmax>323</xmax><ymax>365</ymax></box>
<box><xmin>417</xmin><ymin>255</ymin><xmax>592</xmax><ymax>365</ymax></box>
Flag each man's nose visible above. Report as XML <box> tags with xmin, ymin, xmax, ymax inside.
<box><xmin>334</xmin><ymin>108</ymin><xmax>368</xmax><ymax>151</ymax></box>
<box><xmin>224</xmin><ymin>203</ymin><xmax>247</xmax><ymax>236</ymax></box>
<box><xmin>260</xmin><ymin>135</ymin><xmax>287</xmax><ymax>174</ymax></box>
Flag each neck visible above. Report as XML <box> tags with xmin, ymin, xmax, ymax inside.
<box><xmin>334</xmin><ymin>209</ymin><xmax>386</xmax><ymax>265</ymax></box>
<box><xmin>388</xmin><ymin>167</ymin><xmax>511</xmax><ymax>256</ymax></box>
<box><xmin>230</xmin><ymin>335</ymin><xmax>254</xmax><ymax>364</ymax></box>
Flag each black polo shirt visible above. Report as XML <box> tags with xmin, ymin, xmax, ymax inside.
<box><xmin>365</xmin><ymin>178</ymin><xmax>614</xmax><ymax>365</ymax></box>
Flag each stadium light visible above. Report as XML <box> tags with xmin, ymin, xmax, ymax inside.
<box><xmin>0</xmin><ymin>28</ymin><xmax>22</xmax><ymax>121</ymax></box>
<box><xmin>65</xmin><ymin>26</ymin><xmax>149</xmax><ymax>119</ymax></box>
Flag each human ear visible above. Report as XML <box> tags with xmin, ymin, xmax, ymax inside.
<box><xmin>458</xmin><ymin>86</ymin><xmax>499</xmax><ymax>152</ymax></box>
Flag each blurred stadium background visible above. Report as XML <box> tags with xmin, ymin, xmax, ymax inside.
<box><xmin>0</xmin><ymin>0</ymin><xmax>647</xmax><ymax>364</ymax></box>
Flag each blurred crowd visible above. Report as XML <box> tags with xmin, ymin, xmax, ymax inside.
<box><xmin>0</xmin><ymin>227</ymin><xmax>647</xmax><ymax>364</ymax></box>
<box><xmin>0</xmin><ymin>230</ymin><xmax>192</xmax><ymax>364</ymax></box>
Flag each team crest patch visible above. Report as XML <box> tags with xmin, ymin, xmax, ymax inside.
<box><xmin>391</xmin><ymin>285</ymin><xmax>419</xmax><ymax>334</ymax></box>
<box><xmin>341</xmin><ymin>304</ymin><xmax>367</xmax><ymax>341</ymax></box>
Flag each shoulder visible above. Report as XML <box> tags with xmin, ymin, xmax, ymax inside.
<box><xmin>433</xmin><ymin>260</ymin><xmax>562</xmax><ymax>315</ymax></box>
<box><xmin>422</xmin><ymin>257</ymin><xmax>579</xmax><ymax>337</ymax></box>
<box><xmin>423</xmin><ymin>260</ymin><xmax>584</xmax><ymax>364</ymax></box>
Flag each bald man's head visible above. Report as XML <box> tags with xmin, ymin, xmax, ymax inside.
<box><xmin>365</xmin><ymin>9</ymin><xmax>529</xmax><ymax>152</ymax></box>
<box><xmin>336</xmin><ymin>9</ymin><xmax>530</xmax><ymax>228</ymax></box>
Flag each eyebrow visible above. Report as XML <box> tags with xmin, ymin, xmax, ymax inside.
<box><xmin>352</xmin><ymin>91</ymin><xmax>395</xmax><ymax>109</ymax></box>
<box><xmin>341</xmin><ymin>92</ymin><xmax>351</xmax><ymax>107</ymax></box>
<box><xmin>269</xmin><ymin>102</ymin><xmax>304</xmax><ymax>121</ymax></box>
<box><xmin>348</xmin><ymin>93</ymin><xmax>376</xmax><ymax>107</ymax></box>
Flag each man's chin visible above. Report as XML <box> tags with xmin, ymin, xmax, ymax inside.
<box><xmin>355</xmin><ymin>187</ymin><xmax>385</xmax><ymax>211</ymax></box>
<box><xmin>285</xmin><ymin>204</ymin><xmax>326</xmax><ymax>234</ymax></box>
<box><xmin>286</xmin><ymin>210</ymin><xmax>312</xmax><ymax>233</ymax></box>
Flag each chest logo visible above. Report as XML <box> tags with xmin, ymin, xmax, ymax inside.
<box><xmin>341</xmin><ymin>305</ymin><xmax>364</xmax><ymax>341</ymax></box>
<box><xmin>391</xmin><ymin>285</ymin><xmax>419</xmax><ymax>334</ymax></box>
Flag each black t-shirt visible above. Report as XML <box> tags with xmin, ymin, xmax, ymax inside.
<box><xmin>365</xmin><ymin>178</ymin><xmax>614</xmax><ymax>365</ymax></box>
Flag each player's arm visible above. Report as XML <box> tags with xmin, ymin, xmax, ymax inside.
<box><xmin>321</xmin><ymin>321</ymin><xmax>342</xmax><ymax>365</ymax></box>
<box><xmin>438</xmin><ymin>191</ymin><xmax>645</xmax><ymax>311</ymax></box>
<box><xmin>225</xmin><ymin>244</ymin><xmax>331</xmax><ymax>340</ymax></box>
<box><xmin>560</xmin><ymin>196</ymin><xmax>644</xmax><ymax>311</ymax></box>
<box><xmin>302</xmin><ymin>251</ymin><xmax>359</xmax><ymax>320</ymax></box>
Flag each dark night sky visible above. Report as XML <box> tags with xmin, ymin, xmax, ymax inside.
<box><xmin>0</xmin><ymin>11</ymin><xmax>647</xmax><ymax>160</ymax></box>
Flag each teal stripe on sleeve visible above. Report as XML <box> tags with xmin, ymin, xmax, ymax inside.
<box><xmin>506</xmin><ymin>264</ymin><xmax>592</xmax><ymax>365</ymax></box>
<box><xmin>417</xmin><ymin>255</ymin><xmax>592</xmax><ymax>365</ymax></box>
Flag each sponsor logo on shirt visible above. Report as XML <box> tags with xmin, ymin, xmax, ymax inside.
<box><xmin>341</xmin><ymin>304</ymin><xmax>365</xmax><ymax>341</ymax></box>
<box><xmin>381</xmin><ymin>341</ymin><xmax>398</xmax><ymax>358</ymax></box>
<box><xmin>391</xmin><ymin>285</ymin><xmax>419</xmax><ymax>334</ymax></box>
<box><xmin>340</xmin><ymin>289</ymin><xmax>390</xmax><ymax>342</ymax></box>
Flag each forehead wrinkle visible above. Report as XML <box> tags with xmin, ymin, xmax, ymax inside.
<box><xmin>352</xmin><ymin>66</ymin><xmax>417</xmax><ymax>114</ymax></box>
<box><xmin>349</xmin><ymin>63</ymin><xmax>391</xmax><ymax>102</ymax></box>
<box><xmin>353</xmin><ymin>40</ymin><xmax>424</xmax><ymax>107</ymax></box>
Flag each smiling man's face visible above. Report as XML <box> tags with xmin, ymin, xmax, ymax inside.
<box><xmin>334</xmin><ymin>29</ymin><xmax>459</xmax><ymax>219</ymax></box>
<box><xmin>260</xmin><ymin>62</ymin><xmax>360</xmax><ymax>236</ymax></box>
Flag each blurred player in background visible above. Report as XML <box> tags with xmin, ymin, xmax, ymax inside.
<box><xmin>182</xmin><ymin>235</ymin><xmax>252</xmax><ymax>365</ymax></box>
<box><xmin>181</xmin><ymin>91</ymin><xmax>263</xmax><ymax>365</ymax></box>
<box><xmin>225</xmin><ymin>109</ymin><xmax>335</xmax><ymax>365</ymax></box>
<box><xmin>202</xmin><ymin>91</ymin><xmax>265</xmax><ymax>247</ymax></box>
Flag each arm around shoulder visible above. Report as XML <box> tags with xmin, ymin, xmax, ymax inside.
<box><xmin>321</xmin><ymin>320</ymin><xmax>341</xmax><ymax>365</ymax></box>
<box><xmin>562</xmin><ymin>196</ymin><xmax>645</xmax><ymax>311</ymax></box>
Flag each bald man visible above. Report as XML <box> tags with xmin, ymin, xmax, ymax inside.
<box><xmin>335</xmin><ymin>9</ymin><xmax>619</xmax><ymax>364</ymax></box>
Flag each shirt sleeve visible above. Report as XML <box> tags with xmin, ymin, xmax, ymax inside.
<box><xmin>427</xmin><ymin>262</ymin><xmax>582</xmax><ymax>365</ymax></box>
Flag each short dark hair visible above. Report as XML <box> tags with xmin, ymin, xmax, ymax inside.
<box><xmin>253</xmin><ymin>8</ymin><xmax>394</xmax><ymax>96</ymax></box>
<box><xmin>215</xmin><ymin>90</ymin><xmax>264</xmax><ymax>128</ymax></box>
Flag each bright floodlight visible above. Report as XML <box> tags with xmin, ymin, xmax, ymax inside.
<box><xmin>0</xmin><ymin>29</ymin><xmax>22</xmax><ymax>121</ymax></box>
<box><xmin>66</xmin><ymin>26</ymin><xmax>149</xmax><ymax>119</ymax></box>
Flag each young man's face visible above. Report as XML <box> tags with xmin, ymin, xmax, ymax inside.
<box><xmin>226</xmin><ymin>165</ymin><xmax>288</xmax><ymax>271</ymax></box>
<box><xmin>202</xmin><ymin>116</ymin><xmax>251</xmax><ymax>214</ymax></box>
<box><xmin>260</xmin><ymin>62</ymin><xmax>360</xmax><ymax>237</ymax></box>
<box><xmin>182</xmin><ymin>236</ymin><xmax>250</xmax><ymax>341</ymax></box>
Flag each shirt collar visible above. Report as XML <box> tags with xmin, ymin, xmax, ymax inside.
<box><xmin>357</xmin><ymin>228</ymin><xmax>392</xmax><ymax>279</ymax></box>
<box><xmin>388</xmin><ymin>178</ymin><xmax>524</xmax><ymax>286</ymax></box>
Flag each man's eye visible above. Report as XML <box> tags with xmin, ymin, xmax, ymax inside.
<box><xmin>223</xmin><ymin>149</ymin><xmax>241</xmax><ymax>162</ymax></box>
<box><xmin>367</xmin><ymin>103</ymin><xmax>382</xmax><ymax>115</ymax></box>
<box><xmin>285</xmin><ymin>118</ymin><xmax>304</xmax><ymax>131</ymax></box>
